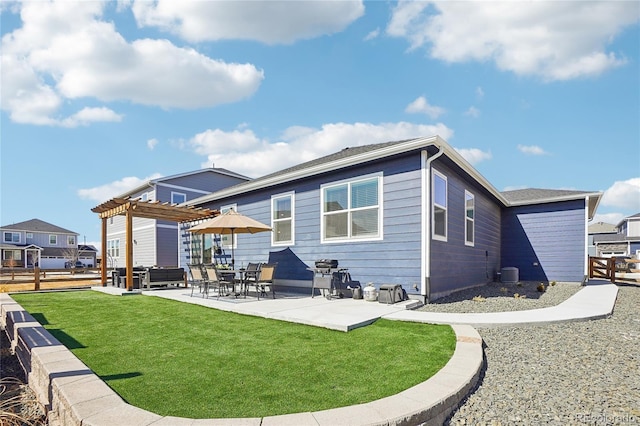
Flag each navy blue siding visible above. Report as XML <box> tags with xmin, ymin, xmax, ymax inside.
<box><xmin>501</xmin><ymin>200</ymin><xmax>586</xmax><ymax>282</ymax></box>
<box><xmin>195</xmin><ymin>153</ymin><xmax>425</xmax><ymax>293</ymax></box>
<box><xmin>429</xmin><ymin>158</ymin><xmax>501</xmax><ymax>299</ymax></box>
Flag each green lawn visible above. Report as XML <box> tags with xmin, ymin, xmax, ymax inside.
<box><xmin>12</xmin><ymin>291</ymin><xmax>455</xmax><ymax>419</ymax></box>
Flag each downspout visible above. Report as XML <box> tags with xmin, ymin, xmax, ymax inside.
<box><xmin>583</xmin><ymin>196</ymin><xmax>589</xmax><ymax>285</ymax></box>
<box><xmin>422</xmin><ymin>146</ymin><xmax>444</xmax><ymax>304</ymax></box>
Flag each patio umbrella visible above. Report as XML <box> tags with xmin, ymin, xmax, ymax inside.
<box><xmin>188</xmin><ymin>209</ymin><xmax>272</xmax><ymax>268</ymax></box>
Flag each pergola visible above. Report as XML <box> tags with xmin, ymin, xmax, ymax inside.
<box><xmin>92</xmin><ymin>197</ymin><xmax>218</xmax><ymax>291</ymax></box>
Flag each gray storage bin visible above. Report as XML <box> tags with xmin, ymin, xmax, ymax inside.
<box><xmin>378</xmin><ymin>284</ymin><xmax>403</xmax><ymax>304</ymax></box>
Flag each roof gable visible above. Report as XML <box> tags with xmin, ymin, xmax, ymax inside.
<box><xmin>117</xmin><ymin>168</ymin><xmax>251</xmax><ymax>198</ymax></box>
<box><xmin>1</xmin><ymin>218</ymin><xmax>76</xmax><ymax>235</ymax></box>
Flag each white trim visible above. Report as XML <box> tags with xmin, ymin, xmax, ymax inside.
<box><xmin>49</xmin><ymin>234</ymin><xmax>58</xmax><ymax>245</ymax></box>
<box><xmin>432</xmin><ymin>168</ymin><xmax>448</xmax><ymax>242</ymax></box>
<box><xmin>422</xmin><ymin>148</ymin><xmax>444</xmax><ymax>300</ymax></box>
<box><xmin>271</xmin><ymin>191</ymin><xmax>295</xmax><ymax>246</ymax></box>
<box><xmin>584</xmin><ymin>196</ymin><xmax>589</xmax><ymax>277</ymax></box>
<box><xmin>320</xmin><ymin>173</ymin><xmax>383</xmax><ymax>244</ymax></box>
<box><xmin>157</xmin><ymin>182</ymin><xmax>213</xmax><ymax>195</ymax></box>
<box><xmin>465</xmin><ymin>190</ymin><xmax>475</xmax><ymax>247</ymax></box>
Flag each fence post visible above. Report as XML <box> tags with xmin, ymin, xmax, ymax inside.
<box><xmin>35</xmin><ymin>267</ymin><xmax>41</xmax><ymax>291</ymax></box>
<box><xmin>609</xmin><ymin>258</ymin><xmax>616</xmax><ymax>284</ymax></box>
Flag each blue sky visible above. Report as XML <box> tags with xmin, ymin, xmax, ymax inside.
<box><xmin>1</xmin><ymin>0</ymin><xmax>639</xmax><ymax>249</ymax></box>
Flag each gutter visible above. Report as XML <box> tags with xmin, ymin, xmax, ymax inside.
<box><xmin>422</xmin><ymin>146</ymin><xmax>444</xmax><ymax>304</ymax></box>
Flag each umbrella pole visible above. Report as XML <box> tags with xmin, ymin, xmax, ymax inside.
<box><xmin>231</xmin><ymin>229</ymin><xmax>235</xmax><ymax>269</ymax></box>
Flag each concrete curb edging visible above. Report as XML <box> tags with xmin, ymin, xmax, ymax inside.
<box><xmin>1</xmin><ymin>293</ymin><xmax>483</xmax><ymax>426</ymax></box>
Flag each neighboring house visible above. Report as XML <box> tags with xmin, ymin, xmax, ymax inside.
<box><xmin>183</xmin><ymin>136</ymin><xmax>602</xmax><ymax>302</ymax></box>
<box><xmin>106</xmin><ymin>168</ymin><xmax>250</xmax><ymax>268</ymax></box>
<box><xmin>588</xmin><ymin>221</ymin><xmax>617</xmax><ymax>257</ymax></box>
<box><xmin>0</xmin><ymin>218</ymin><xmax>97</xmax><ymax>268</ymax></box>
<box><xmin>593</xmin><ymin>213</ymin><xmax>640</xmax><ymax>258</ymax></box>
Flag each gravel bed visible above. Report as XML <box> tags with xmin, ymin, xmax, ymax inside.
<box><xmin>446</xmin><ymin>284</ymin><xmax>640</xmax><ymax>425</ymax></box>
<box><xmin>417</xmin><ymin>281</ymin><xmax>582</xmax><ymax>313</ymax></box>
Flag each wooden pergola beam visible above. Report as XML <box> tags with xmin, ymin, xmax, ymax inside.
<box><xmin>92</xmin><ymin>196</ymin><xmax>218</xmax><ymax>291</ymax></box>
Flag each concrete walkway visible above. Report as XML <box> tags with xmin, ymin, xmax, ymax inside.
<box><xmin>385</xmin><ymin>280</ymin><xmax>619</xmax><ymax>328</ymax></box>
<box><xmin>96</xmin><ymin>279</ymin><xmax>619</xmax><ymax>330</ymax></box>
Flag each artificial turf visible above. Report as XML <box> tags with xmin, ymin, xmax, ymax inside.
<box><xmin>12</xmin><ymin>290</ymin><xmax>455</xmax><ymax>419</ymax></box>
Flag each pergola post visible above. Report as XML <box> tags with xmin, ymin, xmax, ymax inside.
<box><xmin>101</xmin><ymin>218</ymin><xmax>107</xmax><ymax>286</ymax></box>
<box><xmin>126</xmin><ymin>208</ymin><xmax>134</xmax><ymax>291</ymax></box>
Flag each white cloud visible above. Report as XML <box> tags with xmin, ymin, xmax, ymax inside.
<box><xmin>131</xmin><ymin>0</ymin><xmax>364</xmax><ymax>44</ymax></box>
<box><xmin>405</xmin><ymin>96</ymin><xmax>445</xmax><ymax>119</ymax></box>
<box><xmin>454</xmin><ymin>148</ymin><xmax>492</xmax><ymax>165</ymax></box>
<box><xmin>600</xmin><ymin>178</ymin><xmax>640</xmax><ymax>211</ymax></box>
<box><xmin>78</xmin><ymin>173</ymin><xmax>163</xmax><ymax>203</ymax></box>
<box><xmin>1</xmin><ymin>1</ymin><xmax>264</xmax><ymax>126</ymax></box>
<box><xmin>147</xmin><ymin>138</ymin><xmax>159</xmax><ymax>150</ymax></box>
<box><xmin>517</xmin><ymin>144</ymin><xmax>549</xmax><ymax>156</ymax></box>
<box><xmin>61</xmin><ymin>107</ymin><xmax>123</xmax><ymax>128</ymax></box>
<box><xmin>386</xmin><ymin>1</ymin><xmax>639</xmax><ymax>81</ymax></box>
<box><xmin>364</xmin><ymin>27</ymin><xmax>380</xmax><ymax>41</ymax></box>
<box><xmin>464</xmin><ymin>106</ymin><xmax>480</xmax><ymax>118</ymax></box>
<box><xmin>189</xmin><ymin>121</ymin><xmax>454</xmax><ymax>178</ymax></box>
<box><xmin>476</xmin><ymin>87</ymin><xmax>484</xmax><ymax>100</ymax></box>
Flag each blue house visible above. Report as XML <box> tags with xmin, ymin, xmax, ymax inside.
<box><xmin>183</xmin><ymin>136</ymin><xmax>602</xmax><ymax>302</ymax></box>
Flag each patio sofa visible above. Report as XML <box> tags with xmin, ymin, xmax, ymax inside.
<box><xmin>111</xmin><ymin>267</ymin><xmax>185</xmax><ymax>289</ymax></box>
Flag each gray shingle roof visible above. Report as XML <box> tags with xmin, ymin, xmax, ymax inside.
<box><xmin>501</xmin><ymin>188</ymin><xmax>595</xmax><ymax>203</ymax></box>
<box><xmin>256</xmin><ymin>139</ymin><xmax>415</xmax><ymax>182</ymax></box>
<box><xmin>1</xmin><ymin>218</ymin><xmax>76</xmax><ymax>234</ymax></box>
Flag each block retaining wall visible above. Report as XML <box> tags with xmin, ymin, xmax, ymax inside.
<box><xmin>1</xmin><ymin>292</ymin><xmax>482</xmax><ymax>426</ymax></box>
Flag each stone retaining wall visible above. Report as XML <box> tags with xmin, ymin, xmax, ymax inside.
<box><xmin>1</xmin><ymin>292</ymin><xmax>482</xmax><ymax>426</ymax></box>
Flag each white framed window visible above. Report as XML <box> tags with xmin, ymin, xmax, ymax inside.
<box><xmin>3</xmin><ymin>232</ymin><xmax>20</xmax><ymax>243</ymax></box>
<box><xmin>220</xmin><ymin>204</ymin><xmax>237</xmax><ymax>250</ymax></box>
<box><xmin>432</xmin><ymin>169</ymin><xmax>447</xmax><ymax>241</ymax></box>
<box><xmin>321</xmin><ymin>174</ymin><xmax>383</xmax><ymax>243</ymax></box>
<box><xmin>272</xmin><ymin>192</ymin><xmax>294</xmax><ymax>246</ymax></box>
<box><xmin>3</xmin><ymin>250</ymin><xmax>21</xmax><ymax>260</ymax></box>
<box><xmin>171</xmin><ymin>192</ymin><xmax>187</xmax><ymax>204</ymax></box>
<box><xmin>49</xmin><ymin>235</ymin><xmax>58</xmax><ymax>245</ymax></box>
<box><xmin>107</xmin><ymin>239</ymin><xmax>120</xmax><ymax>258</ymax></box>
<box><xmin>465</xmin><ymin>190</ymin><xmax>475</xmax><ymax>246</ymax></box>
<box><xmin>67</xmin><ymin>235</ymin><xmax>76</xmax><ymax>246</ymax></box>
<box><xmin>26</xmin><ymin>233</ymin><xmax>33</xmax><ymax>239</ymax></box>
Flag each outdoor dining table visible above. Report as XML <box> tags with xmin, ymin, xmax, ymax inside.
<box><xmin>217</xmin><ymin>268</ymin><xmax>249</xmax><ymax>297</ymax></box>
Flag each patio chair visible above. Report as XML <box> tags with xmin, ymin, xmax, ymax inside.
<box><xmin>203</xmin><ymin>264</ymin><xmax>229</xmax><ymax>299</ymax></box>
<box><xmin>241</xmin><ymin>262</ymin><xmax>262</xmax><ymax>296</ymax></box>
<box><xmin>188</xmin><ymin>264</ymin><xmax>208</xmax><ymax>297</ymax></box>
<box><xmin>253</xmin><ymin>263</ymin><xmax>277</xmax><ymax>300</ymax></box>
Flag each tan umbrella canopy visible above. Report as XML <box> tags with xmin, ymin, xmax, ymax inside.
<box><xmin>189</xmin><ymin>209</ymin><xmax>272</xmax><ymax>268</ymax></box>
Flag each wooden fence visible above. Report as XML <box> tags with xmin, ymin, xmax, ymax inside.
<box><xmin>0</xmin><ymin>267</ymin><xmax>100</xmax><ymax>292</ymax></box>
<box><xmin>588</xmin><ymin>256</ymin><xmax>616</xmax><ymax>283</ymax></box>
<box><xmin>588</xmin><ymin>256</ymin><xmax>640</xmax><ymax>283</ymax></box>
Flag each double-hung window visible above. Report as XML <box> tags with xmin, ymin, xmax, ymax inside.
<box><xmin>432</xmin><ymin>169</ymin><xmax>447</xmax><ymax>241</ymax></box>
<box><xmin>465</xmin><ymin>190</ymin><xmax>475</xmax><ymax>246</ymax></box>
<box><xmin>107</xmin><ymin>239</ymin><xmax>120</xmax><ymax>258</ymax></box>
<box><xmin>272</xmin><ymin>193</ymin><xmax>294</xmax><ymax>245</ymax></box>
<box><xmin>49</xmin><ymin>235</ymin><xmax>57</xmax><ymax>245</ymax></box>
<box><xmin>3</xmin><ymin>232</ymin><xmax>20</xmax><ymax>243</ymax></box>
<box><xmin>67</xmin><ymin>236</ymin><xmax>76</xmax><ymax>246</ymax></box>
<box><xmin>321</xmin><ymin>174</ymin><xmax>382</xmax><ymax>243</ymax></box>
